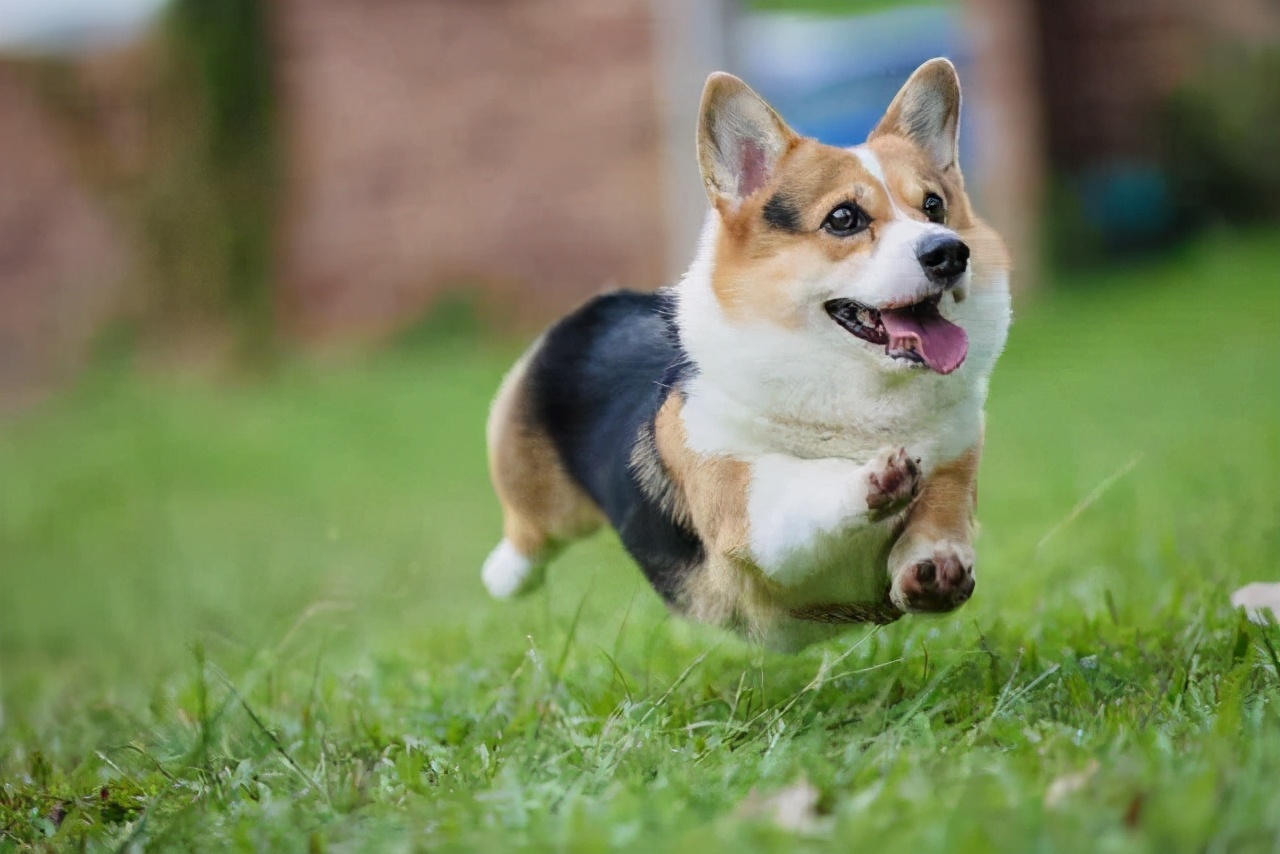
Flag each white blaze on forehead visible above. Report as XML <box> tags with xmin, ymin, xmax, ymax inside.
<box><xmin>850</xmin><ymin>145</ymin><xmax>886</xmax><ymax>184</ymax></box>
<box><xmin>849</xmin><ymin>145</ymin><xmax>904</xmax><ymax>217</ymax></box>
<box><xmin>830</xmin><ymin>145</ymin><xmax>960</xmax><ymax>310</ymax></box>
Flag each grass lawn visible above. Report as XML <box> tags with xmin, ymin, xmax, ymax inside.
<box><xmin>3</xmin><ymin>229</ymin><xmax>1280</xmax><ymax>852</ymax></box>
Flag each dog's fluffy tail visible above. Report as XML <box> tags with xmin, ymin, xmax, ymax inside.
<box><xmin>481</xmin><ymin>539</ymin><xmax>546</xmax><ymax>599</ymax></box>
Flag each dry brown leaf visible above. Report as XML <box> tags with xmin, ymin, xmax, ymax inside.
<box><xmin>1124</xmin><ymin>792</ymin><xmax>1147</xmax><ymax>828</ymax></box>
<box><xmin>1043</xmin><ymin>759</ymin><xmax>1100</xmax><ymax>808</ymax></box>
<box><xmin>735</xmin><ymin>778</ymin><xmax>833</xmax><ymax>835</ymax></box>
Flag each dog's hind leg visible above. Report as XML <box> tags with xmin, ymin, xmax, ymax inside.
<box><xmin>483</xmin><ymin>345</ymin><xmax>602</xmax><ymax>599</ymax></box>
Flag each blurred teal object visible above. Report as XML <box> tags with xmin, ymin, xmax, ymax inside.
<box><xmin>1075</xmin><ymin>164</ymin><xmax>1175</xmax><ymax>248</ymax></box>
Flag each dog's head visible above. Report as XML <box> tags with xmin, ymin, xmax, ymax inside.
<box><xmin>689</xmin><ymin>59</ymin><xmax>1009</xmax><ymax>380</ymax></box>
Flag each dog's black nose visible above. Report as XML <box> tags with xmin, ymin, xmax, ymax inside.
<box><xmin>916</xmin><ymin>234</ymin><xmax>970</xmax><ymax>284</ymax></box>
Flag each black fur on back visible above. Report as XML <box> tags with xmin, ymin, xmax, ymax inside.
<box><xmin>522</xmin><ymin>289</ymin><xmax>699</xmax><ymax>602</ymax></box>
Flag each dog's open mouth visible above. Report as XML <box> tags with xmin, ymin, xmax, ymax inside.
<box><xmin>825</xmin><ymin>295</ymin><xmax>969</xmax><ymax>375</ymax></box>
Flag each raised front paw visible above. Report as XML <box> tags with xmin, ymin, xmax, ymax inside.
<box><xmin>865</xmin><ymin>447</ymin><xmax>921</xmax><ymax>520</ymax></box>
<box><xmin>892</xmin><ymin>541</ymin><xmax>975</xmax><ymax>613</ymax></box>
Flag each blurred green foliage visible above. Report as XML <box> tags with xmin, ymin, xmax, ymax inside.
<box><xmin>1162</xmin><ymin>46</ymin><xmax>1280</xmax><ymax>229</ymax></box>
<box><xmin>159</xmin><ymin>0</ymin><xmax>278</xmax><ymax>358</ymax></box>
<box><xmin>28</xmin><ymin>0</ymin><xmax>279</xmax><ymax>362</ymax></box>
<box><xmin>389</xmin><ymin>290</ymin><xmax>490</xmax><ymax>353</ymax></box>
<box><xmin>169</xmin><ymin>0</ymin><xmax>276</xmax><ymax>170</ymax></box>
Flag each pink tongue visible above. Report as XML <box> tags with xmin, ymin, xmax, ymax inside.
<box><xmin>879</xmin><ymin>307</ymin><xmax>969</xmax><ymax>374</ymax></box>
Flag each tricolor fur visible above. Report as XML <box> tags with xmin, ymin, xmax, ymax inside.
<box><xmin>483</xmin><ymin>59</ymin><xmax>1011</xmax><ymax>651</ymax></box>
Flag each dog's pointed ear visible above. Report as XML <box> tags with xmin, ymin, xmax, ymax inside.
<box><xmin>870</xmin><ymin>58</ymin><xmax>962</xmax><ymax>171</ymax></box>
<box><xmin>697</xmin><ymin>73</ymin><xmax>797</xmax><ymax>210</ymax></box>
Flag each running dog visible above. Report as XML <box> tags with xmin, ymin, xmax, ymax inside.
<box><xmin>482</xmin><ymin>59</ymin><xmax>1011</xmax><ymax>651</ymax></box>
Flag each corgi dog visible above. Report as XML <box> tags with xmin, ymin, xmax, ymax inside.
<box><xmin>482</xmin><ymin>59</ymin><xmax>1011</xmax><ymax>651</ymax></box>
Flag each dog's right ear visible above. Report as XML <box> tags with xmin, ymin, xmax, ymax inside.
<box><xmin>697</xmin><ymin>73</ymin><xmax>797</xmax><ymax>211</ymax></box>
<box><xmin>869</xmin><ymin>58</ymin><xmax>962</xmax><ymax>171</ymax></box>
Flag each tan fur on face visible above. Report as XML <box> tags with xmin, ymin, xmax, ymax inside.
<box><xmin>864</xmin><ymin>134</ymin><xmax>1010</xmax><ymax>284</ymax></box>
<box><xmin>710</xmin><ymin>130</ymin><xmax>1008</xmax><ymax>327</ymax></box>
<box><xmin>487</xmin><ymin>347</ymin><xmax>602</xmax><ymax>558</ymax></box>
<box><xmin>711</xmin><ymin>139</ymin><xmax>891</xmax><ymax>326</ymax></box>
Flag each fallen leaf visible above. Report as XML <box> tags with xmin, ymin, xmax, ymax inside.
<box><xmin>736</xmin><ymin>778</ymin><xmax>833</xmax><ymax>835</ymax></box>
<box><xmin>1231</xmin><ymin>582</ymin><xmax>1280</xmax><ymax>625</ymax></box>
<box><xmin>1124</xmin><ymin>792</ymin><xmax>1146</xmax><ymax>828</ymax></box>
<box><xmin>1043</xmin><ymin>759</ymin><xmax>1099</xmax><ymax>808</ymax></box>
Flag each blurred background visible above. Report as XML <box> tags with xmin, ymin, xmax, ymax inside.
<box><xmin>1</xmin><ymin>0</ymin><xmax>1277</xmax><ymax>402</ymax></box>
<box><xmin>1</xmin><ymin>0</ymin><xmax>1278</xmax><ymax>683</ymax></box>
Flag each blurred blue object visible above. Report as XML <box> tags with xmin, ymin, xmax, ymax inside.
<box><xmin>0</xmin><ymin>0</ymin><xmax>168</xmax><ymax>54</ymax></box>
<box><xmin>1074</xmin><ymin>164</ymin><xmax>1175</xmax><ymax>247</ymax></box>
<box><xmin>736</xmin><ymin>3</ymin><xmax>973</xmax><ymax>173</ymax></box>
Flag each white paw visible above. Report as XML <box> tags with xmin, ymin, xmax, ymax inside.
<box><xmin>481</xmin><ymin>540</ymin><xmax>546</xmax><ymax>599</ymax></box>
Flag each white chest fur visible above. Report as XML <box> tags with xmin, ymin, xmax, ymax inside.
<box><xmin>680</xmin><ymin>372</ymin><xmax>982</xmax><ymax>609</ymax></box>
<box><xmin>679</xmin><ymin>370</ymin><xmax>986</xmax><ymax>474</ymax></box>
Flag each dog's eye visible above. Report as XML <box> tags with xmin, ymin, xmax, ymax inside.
<box><xmin>922</xmin><ymin>193</ymin><xmax>946</xmax><ymax>224</ymax></box>
<box><xmin>822</xmin><ymin>203</ymin><xmax>869</xmax><ymax>237</ymax></box>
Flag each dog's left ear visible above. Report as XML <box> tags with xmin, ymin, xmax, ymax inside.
<box><xmin>870</xmin><ymin>58</ymin><xmax>962</xmax><ymax>171</ymax></box>
<box><xmin>697</xmin><ymin>72</ymin><xmax>798</xmax><ymax>210</ymax></box>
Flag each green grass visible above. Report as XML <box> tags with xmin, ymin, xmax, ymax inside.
<box><xmin>3</xmin><ymin>229</ymin><xmax>1280</xmax><ymax>852</ymax></box>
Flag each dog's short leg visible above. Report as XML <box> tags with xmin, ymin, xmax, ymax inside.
<box><xmin>888</xmin><ymin>445</ymin><xmax>981</xmax><ymax>613</ymax></box>
<box><xmin>483</xmin><ymin>341</ymin><xmax>602</xmax><ymax>600</ymax></box>
<box><xmin>746</xmin><ymin>446</ymin><xmax>921</xmax><ymax>584</ymax></box>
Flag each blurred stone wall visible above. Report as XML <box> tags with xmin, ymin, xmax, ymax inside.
<box><xmin>272</xmin><ymin>0</ymin><xmax>666</xmax><ymax>339</ymax></box>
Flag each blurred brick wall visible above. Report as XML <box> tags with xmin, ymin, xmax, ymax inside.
<box><xmin>0</xmin><ymin>62</ymin><xmax>126</xmax><ymax>405</ymax></box>
<box><xmin>272</xmin><ymin>0</ymin><xmax>666</xmax><ymax>339</ymax></box>
<box><xmin>1037</xmin><ymin>0</ymin><xmax>1193</xmax><ymax>171</ymax></box>
<box><xmin>1037</xmin><ymin>0</ymin><xmax>1278</xmax><ymax>171</ymax></box>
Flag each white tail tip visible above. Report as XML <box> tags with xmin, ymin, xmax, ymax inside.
<box><xmin>481</xmin><ymin>540</ymin><xmax>545</xmax><ymax>599</ymax></box>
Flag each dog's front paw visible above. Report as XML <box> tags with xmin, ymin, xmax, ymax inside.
<box><xmin>892</xmin><ymin>541</ymin><xmax>975</xmax><ymax>613</ymax></box>
<box><xmin>865</xmin><ymin>447</ymin><xmax>921</xmax><ymax>520</ymax></box>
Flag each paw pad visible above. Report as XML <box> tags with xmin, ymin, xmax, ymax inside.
<box><xmin>898</xmin><ymin>547</ymin><xmax>974</xmax><ymax>613</ymax></box>
<box><xmin>866</xmin><ymin>448</ymin><xmax>921</xmax><ymax>520</ymax></box>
